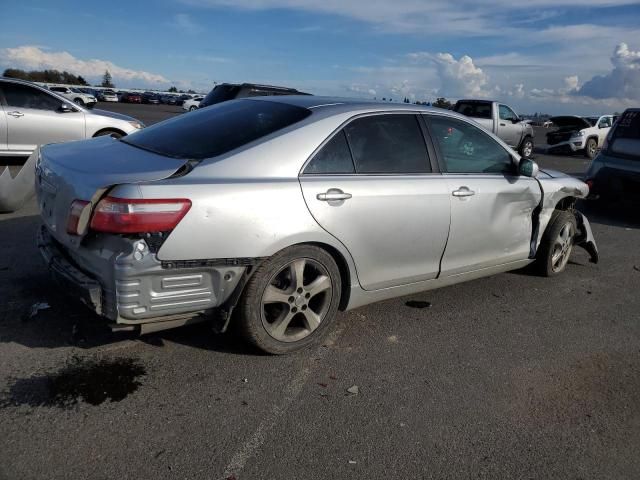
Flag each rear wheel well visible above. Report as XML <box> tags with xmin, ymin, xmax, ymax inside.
<box><xmin>92</xmin><ymin>128</ymin><xmax>126</xmax><ymax>138</ymax></box>
<box><xmin>307</xmin><ymin>242</ymin><xmax>351</xmax><ymax>311</ymax></box>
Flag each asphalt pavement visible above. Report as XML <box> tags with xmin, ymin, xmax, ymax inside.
<box><xmin>0</xmin><ymin>103</ymin><xmax>639</xmax><ymax>480</ymax></box>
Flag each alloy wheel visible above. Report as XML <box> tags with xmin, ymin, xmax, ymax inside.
<box><xmin>261</xmin><ymin>258</ymin><xmax>333</xmax><ymax>342</ymax></box>
<box><xmin>551</xmin><ymin>222</ymin><xmax>574</xmax><ymax>272</ymax></box>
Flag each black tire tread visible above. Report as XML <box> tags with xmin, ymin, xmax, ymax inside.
<box><xmin>535</xmin><ymin>209</ymin><xmax>577</xmax><ymax>277</ymax></box>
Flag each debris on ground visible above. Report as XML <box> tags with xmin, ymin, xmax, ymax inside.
<box><xmin>241</xmin><ymin>378</ymin><xmax>248</xmax><ymax>383</ymax></box>
<box><xmin>633</xmin><ymin>265</ymin><xmax>640</xmax><ymax>272</ymax></box>
<box><xmin>329</xmin><ymin>375</ymin><xmax>337</xmax><ymax>380</ymax></box>
<box><xmin>317</xmin><ymin>382</ymin><xmax>328</xmax><ymax>388</ymax></box>
<box><xmin>346</xmin><ymin>385</ymin><xmax>359</xmax><ymax>395</ymax></box>
<box><xmin>405</xmin><ymin>300</ymin><xmax>432</xmax><ymax>309</ymax></box>
<box><xmin>23</xmin><ymin>302</ymin><xmax>50</xmax><ymax>321</ymax></box>
<box><xmin>348</xmin><ymin>460</ymin><xmax>357</xmax><ymax>464</ymax></box>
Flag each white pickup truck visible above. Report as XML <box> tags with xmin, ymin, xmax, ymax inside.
<box><xmin>453</xmin><ymin>99</ymin><xmax>535</xmax><ymax>158</ymax></box>
<box><xmin>546</xmin><ymin>115</ymin><xmax>616</xmax><ymax>159</ymax></box>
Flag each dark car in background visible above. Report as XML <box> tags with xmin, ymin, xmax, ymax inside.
<box><xmin>120</xmin><ymin>92</ymin><xmax>142</xmax><ymax>104</ymax></box>
<box><xmin>585</xmin><ymin>108</ymin><xmax>640</xmax><ymax>204</ymax></box>
<box><xmin>160</xmin><ymin>95</ymin><xmax>177</xmax><ymax>105</ymax></box>
<box><xmin>198</xmin><ymin>83</ymin><xmax>311</xmax><ymax>109</ymax></box>
<box><xmin>141</xmin><ymin>92</ymin><xmax>160</xmax><ymax>104</ymax></box>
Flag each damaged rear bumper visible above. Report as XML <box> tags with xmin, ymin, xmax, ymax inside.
<box><xmin>37</xmin><ymin>226</ymin><xmax>248</xmax><ymax>333</ymax></box>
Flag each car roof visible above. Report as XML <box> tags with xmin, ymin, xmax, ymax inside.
<box><xmin>251</xmin><ymin>95</ymin><xmax>462</xmax><ymax>118</ymax></box>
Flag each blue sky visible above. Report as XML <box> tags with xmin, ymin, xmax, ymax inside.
<box><xmin>1</xmin><ymin>1</ymin><xmax>639</xmax><ymax>114</ymax></box>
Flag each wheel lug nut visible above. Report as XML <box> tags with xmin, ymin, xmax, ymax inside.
<box><xmin>297</xmin><ymin>287</ymin><xmax>303</xmax><ymax>294</ymax></box>
<box><xmin>302</xmin><ymin>305</ymin><xmax>307</xmax><ymax>311</ymax></box>
<box><xmin>292</xmin><ymin>307</ymin><xmax>297</xmax><ymax>313</ymax></box>
<box><xmin>288</xmin><ymin>296</ymin><xmax>295</xmax><ymax>303</ymax></box>
<box><xmin>305</xmin><ymin>293</ymin><xmax>311</xmax><ymax>299</ymax></box>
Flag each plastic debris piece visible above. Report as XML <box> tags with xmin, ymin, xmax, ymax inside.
<box><xmin>633</xmin><ymin>265</ymin><xmax>640</xmax><ymax>272</ymax></box>
<box><xmin>348</xmin><ymin>460</ymin><xmax>357</xmax><ymax>464</ymax></box>
<box><xmin>241</xmin><ymin>378</ymin><xmax>248</xmax><ymax>383</ymax></box>
<box><xmin>318</xmin><ymin>382</ymin><xmax>328</xmax><ymax>388</ymax></box>
<box><xmin>25</xmin><ymin>302</ymin><xmax>50</xmax><ymax>320</ymax></box>
<box><xmin>405</xmin><ymin>300</ymin><xmax>432</xmax><ymax>309</ymax></box>
<box><xmin>346</xmin><ymin>385</ymin><xmax>359</xmax><ymax>395</ymax></box>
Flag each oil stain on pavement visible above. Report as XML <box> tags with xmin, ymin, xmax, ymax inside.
<box><xmin>2</xmin><ymin>355</ymin><xmax>146</xmax><ymax>408</ymax></box>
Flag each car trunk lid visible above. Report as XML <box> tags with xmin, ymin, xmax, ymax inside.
<box><xmin>36</xmin><ymin>136</ymin><xmax>189</xmax><ymax>250</ymax></box>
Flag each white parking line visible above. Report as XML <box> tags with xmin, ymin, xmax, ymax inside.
<box><xmin>220</xmin><ymin>319</ymin><xmax>348</xmax><ymax>479</ymax></box>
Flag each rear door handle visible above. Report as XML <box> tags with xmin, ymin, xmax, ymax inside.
<box><xmin>7</xmin><ymin>111</ymin><xmax>24</xmax><ymax>118</ymax></box>
<box><xmin>452</xmin><ymin>186</ymin><xmax>475</xmax><ymax>197</ymax></box>
<box><xmin>499</xmin><ymin>123</ymin><xmax>506</xmax><ymax>126</ymax></box>
<box><xmin>317</xmin><ymin>189</ymin><xmax>352</xmax><ymax>202</ymax></box>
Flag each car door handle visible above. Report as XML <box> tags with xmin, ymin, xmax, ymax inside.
<box><xmin>452</xmin><ymin>187</ymin><xmax>475</xmax><ymax>197</ymax></box>
<box><xmin>317</xmin><ymin>190</ymin><xmax>352</xmax><ymax>201</ymax></box>
<box><xmin>500</xmin><ymin>123</ymin><xmax>506</xmax><ymax>126</ymax></box>
<box><xmin>7</xmin><ymin>111</ymin><xmax>24</xmax><ymax>118</ymax></box>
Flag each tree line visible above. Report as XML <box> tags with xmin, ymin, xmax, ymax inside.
<box><xmin>3</xmin><ymin>68</ymin><xmax>90</xmax><ymax>86</ymax></box>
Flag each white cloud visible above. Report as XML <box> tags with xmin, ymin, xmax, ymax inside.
<box><xmin>409</xmin><ymin>51</ymin><xmax>489</xmax><ymax>97</ymax></box>
<box><xmin>0</xmin><ymin>45</ymin><xmax>169</xmax><ymax>85</ymax></box>
<box><xmin>564</xmin><ymin>75</ymin><xmax>579</xmax><ymax>91</ymax></box>
<box><xmin>577</xmin><ymin>43</ymin><xmax>640</xmax><ymax>100</ymax></box>
<box><xmin>172</xmin><ymin>13</ymin><xmax>204</xmax><ymax>34</ymax></box>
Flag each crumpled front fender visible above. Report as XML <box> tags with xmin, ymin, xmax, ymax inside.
<box><xmin>574</xmin><ymin>211</ymin><xmax>599</xmax><ymax>264</ymax></box>
<box><xmin>0</xmin><ymin>149</ymin><xmax>37</xmax><ymax>213</ymax></box>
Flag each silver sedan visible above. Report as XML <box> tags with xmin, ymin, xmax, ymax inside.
<box><xmin>35</xmin><ymin>97</ymin><xmax>598</xmax><ymax>353</ymax></box>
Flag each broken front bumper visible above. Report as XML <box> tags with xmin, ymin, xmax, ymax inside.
<box><xmin>574</xmin><ymin>211</ymin><xmax>599</xmax><ymax>264</ymax></box>
<box><xmin>37</xmin><ymin>226</ymin><xmax>247</xmax><ymax>329</ymax></box>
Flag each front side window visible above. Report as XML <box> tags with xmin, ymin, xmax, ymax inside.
<box><xmin>499</xmin><ymin>104</ymin><xmax>517</xmax><ymax>122</ymax></box>
<box><xmin>343</xmin><ymin>114</ymin><xmax>430</xmax><ymax>174</ymax></box>
<box><xmin>2</xmin><ymin>83</ymin><xmax>62</xmax><ymax>111</ymax></box>
<box><xmin>598</xmin><ymin>117</ymin><xmax>611</xmax><ymax>128</ymax></box>
<box><xmin>427</xmin><ymin>115</ymin><xmax>513</xmax><ymax>174</ymax></box>
<box><xmin>304</xmin><ymin>131</ymin><xmax>355</xmax><ymax>174</ymax></box>
<box><xmin>454</xmin><ymin>102</ymin><xmax>492</xmax><ymax>119</ymax></box>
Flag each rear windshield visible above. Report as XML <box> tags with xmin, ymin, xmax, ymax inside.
<box><xmin>121</xmin><ymin>99</ymin><xmax>311</xmax><ymax>160</ymax></box>
<box><xmin>200</xmin><ymin>84</ymin><xmax>241</xmax><ymax>108</ymax></box>
<box><xmin>454</xmin><ymin>102</ymin><xmax>492</xmax><ymax>119</ymax></box>
<box><xmin>608</xmin><ymin>110</ymin><xmax>640</xmax><ymax>158</ymax></box>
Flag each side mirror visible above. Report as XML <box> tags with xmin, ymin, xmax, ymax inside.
<box><xmin>512</xmin><ymin>117</ymin><xmax>520</xmax><ymax>124</ymax></box>
<box><xmin>59</xmin><ymin>102</ymin><xmax>74</xmax><ymax>113</ymax></box>
<box><xmin>519</xmin><ymin>158</ymin><xmax>539</xmax><ymax>178</ymax></box>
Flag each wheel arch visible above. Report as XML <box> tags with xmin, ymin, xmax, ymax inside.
<box><xmin>306</xmin><ymin>241</ymin><xmax>352</xmax><ymax>311</ymax></box>
<box><xmin>586</xmin><ymin>135</ymin><xmax>599</xmax><ymax>146</ymax></box>
<box><xmin>92</xmin><ymin>127</ymin><xmax>127</xmax><ymax>138</ymax></box>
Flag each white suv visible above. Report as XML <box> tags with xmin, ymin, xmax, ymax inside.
<box><xmin>182</xmin><ymin>95</ymin><xmax>204</xmax><ymax>112</ymax></box>
<box><xmin>48</xmin><ymin>86</ymin><xmax>97</xmax><ymax>107</ymax></box>
<box><xmin>546</xmin><ymin>115</ymin><xmax>616</xmax><ymax>158</ymax></box>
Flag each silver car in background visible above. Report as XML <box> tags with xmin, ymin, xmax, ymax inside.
<box><xmin>0</xmin><ymin>77</ymin><xmax>145</xmax><ymax>212</ymax></box>
<box><xmin>35</xmin><ymin>97</ymin><xmax>598</xmax><ymax>354</ymax></box>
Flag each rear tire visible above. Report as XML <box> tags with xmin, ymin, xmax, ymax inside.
<box><xmin>518</xmin><ymin>137</ymin><xmax>534</xmax><ymax>159</ymax></box>
<box><xmin>585</xmin><ymin>138</ymin><xmax>598</xmax><ymax>159</ymax></box>
<box><xmin>73</xmin><ymin>98</ymin><xmax>84</xmax><ymax>106</ymax></box>
<box><xmin>535</xmin><ymin>210</ymin><xmax>577</xmax><ymax>277</ymax></box>
<box><xmin>189</xmin><ymin>106</ymin><xmax>197</xmax><ymax>111</ymax></box>
<box><xmin>236</xmin><ymin>245</ymin><xmax>342</xmax><ymax>355</ymax></box>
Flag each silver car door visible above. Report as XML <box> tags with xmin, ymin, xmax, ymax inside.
<box><xmin>0</xmin><ymin>102</ymin><xmax>7</xmax><ymax>152</ymax></box>
<box><xmin>496</xmin><ymin>104</ymin><xmax>521</xmax><ymax>147</ymax></box>
<box><xmin>425</xmin><ymin>114</ymin><xmax>541</xmax><ymax>276</ymax></box>
<box><xmin>1</xmin><ymin>81</ymin><xmax>85</xmax><ymax>152</ymax></box>
<box><xmin>300</xmin><ymin>113</ymin><xmax>450</xmax><ymax>291</ymax></box>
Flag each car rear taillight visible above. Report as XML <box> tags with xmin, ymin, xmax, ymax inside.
<box><xmin>90</xmin><ymin>197</ymin><xmax>191</xmax><ymax>234</ymax></box>
<box><xmin>66</xmin><ymin>200</ymin><xmax>90</xmax><ymax>235</ymax></box>
<box><xmin>585</xmin><ymin>179</ymin><xmax>594</xmax><ymax>192</ymax></box>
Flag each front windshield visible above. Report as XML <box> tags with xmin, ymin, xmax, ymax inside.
<box><xmin>583</xmin><ymin>117</ymin><xmax>598</xmax><ymax>126</ymax></box>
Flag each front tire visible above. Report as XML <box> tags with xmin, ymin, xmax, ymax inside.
<box><xmin>94</xmin><ymin>129</ymin><xmax>124</xmax><ymax>139</ymax></box>
<box><xmin>519</xmin><ymin>137</ymin><xmax>534</xmax><ymax>159</ymax></box>
<box><xmin>535</xmin><ymin>210</ymin><xmax>577</xmax><ymax>276</ymax></box>
<box><xmin>73</xmin><ymin>98</ymin><xmax>84</xmax><ymax>106</ymax></box>
<box><xmin>189</xmin><ymin>106</ymin><xmax>197</xmax><ymax>111</ymax></box>
<box><xmin>236</xmin><ymin>245</ymin><xmax>342</xmax><ymax>354</ymax></box>
<box><xmin>585</xmin><ymin>138</ymin><xmax>598</xmax><ymax>159</ymax></box>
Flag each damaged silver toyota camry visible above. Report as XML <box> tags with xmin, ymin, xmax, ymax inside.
<box><xmin>36</xmin><ymin>97</ymin><xmax>598</xmax><ymax>354</ymax></box>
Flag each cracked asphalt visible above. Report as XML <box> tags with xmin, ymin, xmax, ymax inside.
<box><xmin>1</xmin><ymin>105</ymin><xmax>638</xmax><ymax>480</ymax></box>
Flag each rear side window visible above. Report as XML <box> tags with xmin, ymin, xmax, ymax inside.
<box><xmin>2</xmin><ymin>83</ymin><xmax>62</xmax><ymax>111</ymax></box>
<box><xmin>122</xmin><ymin>99</ymin><xmax>311</xmax><ymax>160</ymax></box>
<box><xmin>499</xmin><ymin>104</ymin><xmax>517</xmax><ymax>121</ymax></box>
<box><xmin>304</xmin><ymin>131</ymin><xmax>355</xmax><ymax>174</ymax></box>
<box><xmin>200</xmin><ymin>85</ymin><xmax>241</xmax><ymax>108</ymax></box>
<box><xmin>344</xmin><ymin>114</ymin><xmax>431</xmax><ymax>174</ymax></box>
<box><xmin>609</xmin><ymin>110</ymin><xmax>640</xmax><ymax>158</ymax></box>
<box><xmin>454</xmin><ymin>102</ymin><xmax>492</xmax><ymax>119</ymax></box>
